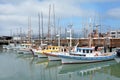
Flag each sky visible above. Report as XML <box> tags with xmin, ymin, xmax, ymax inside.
<box><xmin>0</xmin><ymin>0</ymin><xmax>120</xmax><ymax>36</ymax></box>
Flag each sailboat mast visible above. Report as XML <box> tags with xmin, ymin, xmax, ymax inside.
<box><xmin>20</xmin><ymin>27</ymin><xmax>22</xmax><ymax>44</ymax></box>
<box><xmin>28</xmin><ymin>17</ymin><xmax>29</xmax><ymax>43</ymax></box>
<box><xmin>53</xmin><ymin>4</ymin><xmax>56</xmax><ymax>40</ymax></box>
<box><xmin>41</xmin><ymin>12</ymin><xmax>43</xmax><ymax>44</ymax></box>
<box><xmin>38</xmin><ymin>13</ymin><xmax>41</xmax><ymax>44</ymax></box>
<box><xmin>68</xmin><ymin>24</ymin><xmax>72</xmax><ymax>47</ymax></box>
<box><xmin>89</xmin><ymin>18</ymin><xmax>92</xmax><ymax>47</ymax></box>
<box><xmin>48</xmin><ymin>4</ymin><xmax>51</xmax><ymax>41</ymax></box>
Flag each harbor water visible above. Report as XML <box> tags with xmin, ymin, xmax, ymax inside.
<box><xmin>0</xmin><ymin>48</ymin><xmax>120</xmax><ymax>80</ymax></box>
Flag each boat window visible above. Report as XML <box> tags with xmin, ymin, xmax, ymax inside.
<box><xmin>86</xmin><ymin>50</ymin><xmax>89</xmax><ymax>53</ymax></box>
<box><xmin>83</xmin><ymin>49</ymin><xmax>85</xmax><ymax>53</ymax></box>
<box><xmin>76</xmin><ymin>49</ymin><xmax>80</xmax><ymax>52</ymax></box>
<box><xmin>90</xmin><ymin>50</ymin><xmax>92</xmax><ymax>53</ymax></box>
<box><xmin>53</xmin><ymin>47</ymin><xmax>55</xmax><ymax>50</ymax></box>
<box><xmin>64</xmin><ymin>48</ymin><xmax>66</xmax><ymax>52</ymax></box>
<box><xmin>79</xmin><ymin>49</ymin><xmax>81</xmax><ymax>52</ymax></box>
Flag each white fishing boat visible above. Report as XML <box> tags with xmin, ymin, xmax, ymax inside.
<box><xmin>17</xmin><ymin>43</ymin><xmax>33</xmax><ymax>55</ymax></box>
<box><xmin>58</xmin><ymin>47</ymin><xmax>117</xmax><ymax>64</ymax></box>
<box><xmin>2</xmin><ymin>43</ymin><xmax>19</xmax><ymax>50</ymax></box>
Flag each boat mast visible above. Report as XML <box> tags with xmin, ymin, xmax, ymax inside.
<box><xmin>56</xmin><ymin>18</ymin><xmax>61</xmax><ymax>46</ymax></box>
<box><xmin>89</xmin><ymin>18</ymin><xmax>92</xmax><ymax>47</ymax></box>
<box><xmin>41</xmin><ymin>12</ymin><xmax>44</xmax><ymax>45</ymax></box>
<box><xmin>59</xmin><ymin>23</ymin><xmax>61</xmax><ymax>46</ymax></box>
<box><xmin>27</xmin><ymin>17</ymin><xmax>32</xmax><ymax>44</ymax></box>
<box><xmin>53</xmin><ymin>4</ymin><xmax>56</xmax><ymax>40</ymax></box>
<box><xmin>68</xmin><ymin>24</ymin><xmax>72</xmax><ymax>47</ymax></box>
<box><xmin>48</xmin><ymin>4</ymin><xmax>51</xmax><ymax>41</ymax></box>
<box><xmin>17</xmin><ymin>28</ymin><xmax>18</xmax><ymax>41</ymax></box>
<box><xmin>20</xmin><ymin>27</ymin><xmax>22</xmax><ymax>44</ymax></box>
<box><xmin>38</xmin><ymin>13</ymin><xmax>41</xmax><ymax>44</ymax></box>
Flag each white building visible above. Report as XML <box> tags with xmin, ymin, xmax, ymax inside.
<box><xmin>110</xmin><ymin>30</ymin><xmax>120</xmax><ymax>38</ymax></box>
<box><xmin>13</xmin><ymin>36</ymin><xmax>21</xmax><ymax>40</ymax></box>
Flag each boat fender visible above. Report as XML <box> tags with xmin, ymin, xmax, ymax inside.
<box><xmin>95</xmin><ymin>52</ymin><xmax>98</xmax><ymax>56</ymax></box>
<box><xmin>36</xmin><ymin>48</ymin><xmax>39</xmax><ymax>51</ymax></box>
<box><xmin>72</xmin><ymin>48</ymin><xmax>75</xmax><ymax>52</ymax></box>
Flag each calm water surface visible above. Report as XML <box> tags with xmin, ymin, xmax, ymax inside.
<box><xmin>0</xmin><ymin>49</ymin><xmax>120</xmax><ymax>80</ymax></box>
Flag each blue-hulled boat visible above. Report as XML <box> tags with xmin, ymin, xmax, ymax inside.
<box><xmin>58</xmin><ymin>47</ymin><xmax>117</xmax><ymax>64</ymax></box>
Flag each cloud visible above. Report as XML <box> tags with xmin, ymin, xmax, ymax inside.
<box><xmin>76</xmin><ymin>0</ymin><xmax>119</xmax><ymax>3</ymax></box>
<box><xmin>0</xmin><ymin>0</ymin><xmax>84</xmax><ymax>35</ymax></box>
<box><xmin>0</xmin><ymin>0</ymin><xmax>120</xmax><ymax>36</ymax></box>
<box><xmin>107</xmin><ymin>8</ymin><xmax>120</xmax><ymax>19</ymax></box>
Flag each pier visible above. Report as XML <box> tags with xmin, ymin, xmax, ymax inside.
<box><xmin>0</xmin><ymin>38</ymin><xmax>120</xmax><ymax>47</ymax></box>
<box><xmin>48</xmin><ymin>38</ymin><xmax>120</xmax><ymax>47</ymax></box>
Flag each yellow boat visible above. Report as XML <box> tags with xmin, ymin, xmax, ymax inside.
<box><xmin>41</xmin><ymin>46</ymin><xmax>61</xmax><ymax>53</ymax></box>
<box><xmin>33</xmin><ymin>46</ymin><xmax>61</xmax><ymax>58</ymax></box>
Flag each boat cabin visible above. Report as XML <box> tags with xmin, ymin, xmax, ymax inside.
<box><xmin>77</xmin><ymin>47</ymin><xmax>94</xmax><ymax>53</ymax></box>
<box><xmin>42</xmin><ymin>46</ymin><xmax>60</xmax><ymax>53</ymax></box>
<box><xmin>20</xmin><ymin>44</ymin><xmax>32</xmax><ymax>49</ymax></box>
<box><xmin>70</xmin><ymin>47</ymin><xmax>95</xmax><ymax>56</ymax></box>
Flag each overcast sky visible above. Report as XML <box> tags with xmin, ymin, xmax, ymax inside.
<box><xmin>0</xmin><ymin>0</ymin><xmax>120</xmax><ymax>36</ymax></box>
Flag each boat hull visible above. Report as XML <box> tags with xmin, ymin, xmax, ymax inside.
<box><xmin>48</xmin><ymin>55</ymin><xmax>61</xmax><ymax>61</ymax></box>
<box><xmin>17</xmin><ymin>49</ymin><xmax>32</xmax><ymax>55</ymax></box>
<box><xmin>59</xmin><ymin>54</ymin><xmax>116</xmax><ymax>64</ymax></box>
<box><xmin>36</xmin><ymin>52</ymin><xmax>48</xmax><ymax>58</ymax></box>
<box><xmin>32</xmin><ymin>49</ymin><xmax>48</xmax><ymax>58</ymax></box>
<box><xmin>45</xmin><ymin>52</ymin><xmax>61</xmax><ymax>61</ymax></box>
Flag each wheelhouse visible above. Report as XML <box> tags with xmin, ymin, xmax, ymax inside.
<box><xmin>77</xmin><ymin>47</ymin><xmax>94</xmax><ymax>54</ymax></box>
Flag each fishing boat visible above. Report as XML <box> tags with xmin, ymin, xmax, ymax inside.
<box><xmin>32</xmin><ymin>46</ymin><xmax>61</xmax><ymax>58</ymax></box>
<box><xmin>44</xmin><ymin>46</ymin><xmax>66</xmax><ymax>61</ymax></box>
<box><xmin>2</xmin><ymin>43</ymin><xmax>20</xmax><ymax>50</ymax></box>
<box><xmin>58</xmin><ymin>47</ymin><xmax>117</xmax><ymax>64</ymax></box>
<box><xmin>17</xmin><ymin>43</ymin><xmax>33</xmax><ymax>55</ymax></box>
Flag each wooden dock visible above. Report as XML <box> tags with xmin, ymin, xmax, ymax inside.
<box><xmin>35</xmin><ymin>38</ymin><xmax>120</xmax><ymax>47</ymax></box>
<box><xmin>0</xmin><ymin>38</ymin><xmax>120</xmax><ymax>47</ymax></box>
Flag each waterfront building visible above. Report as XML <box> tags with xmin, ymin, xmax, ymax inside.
<box><xmin>110</xmin><ymin>30</ymin><xmax>120</xmax><ymax>38</ymax></box>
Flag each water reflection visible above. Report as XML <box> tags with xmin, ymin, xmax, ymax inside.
<box><xmin>59</xmin><ymin>60</ymin><xmax>117</xmax><ymax>74</ymax></box>
<box><xmin>0</xmin><ymin>49</ymin><xmax>120</xmax><ymax>80</ymax></box>
<box><xmin>59</xmin><ymin>60</ymin><xmax>119</xmax><ymax>80</ymax></box>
